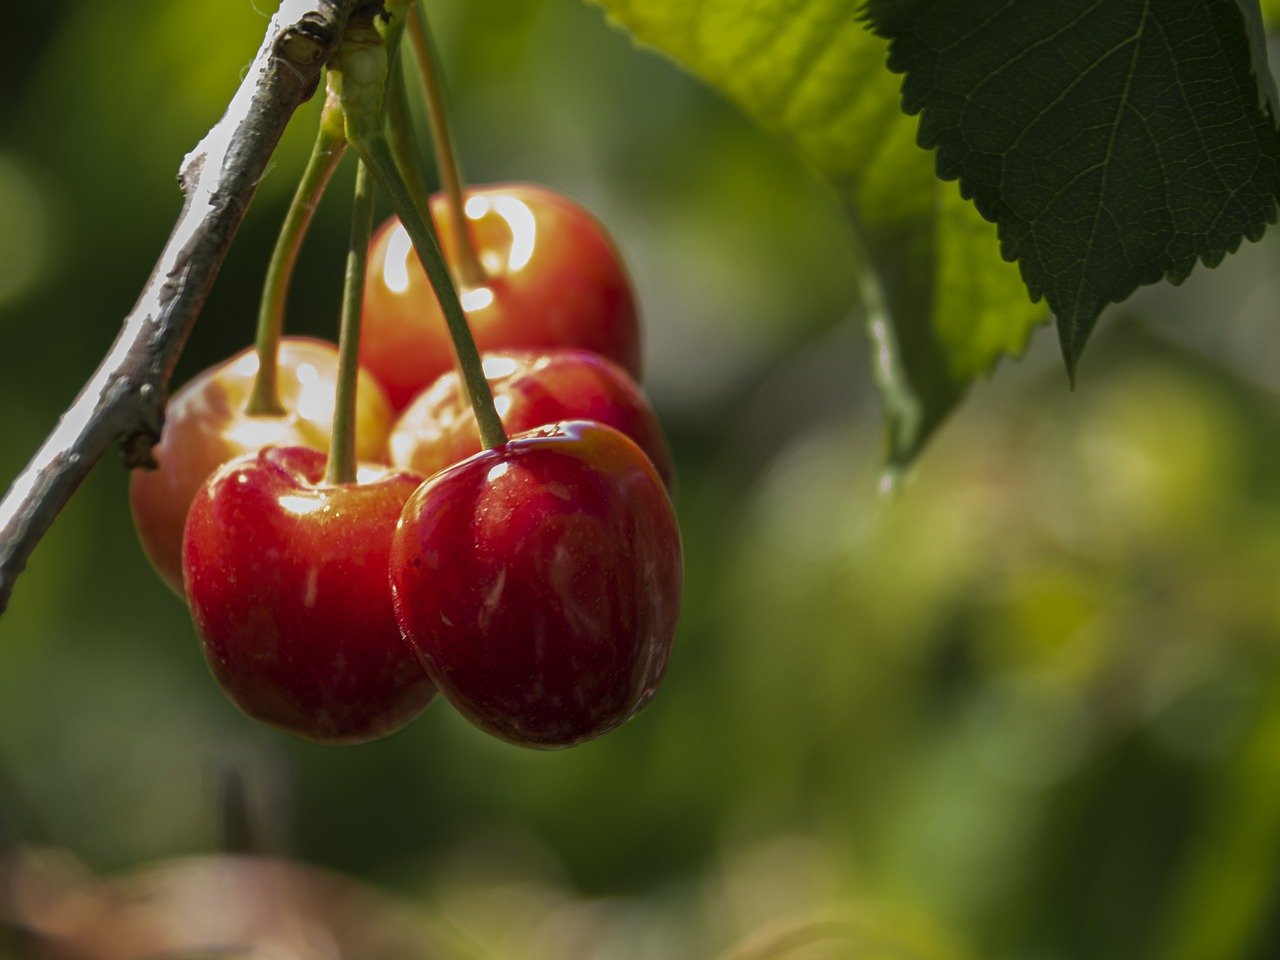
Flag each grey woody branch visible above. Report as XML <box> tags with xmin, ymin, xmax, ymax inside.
<box><xmin>0</xmin><ymin>0</ymin><xmax>367</xmax><ymax>613</ymax></box>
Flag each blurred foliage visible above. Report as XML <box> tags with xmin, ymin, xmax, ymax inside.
<box><xmin>2</xmin><ymin>2</ymin><xmax>1280</xmax><ymax>959</ymax></box>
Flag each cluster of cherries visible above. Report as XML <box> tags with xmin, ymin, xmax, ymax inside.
<box><xmin>129</xmin><ymin>181</ymin><xmax>682</xmax><ymax>748</ymax></box>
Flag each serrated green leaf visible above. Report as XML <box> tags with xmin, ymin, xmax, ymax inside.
<box><xmin>867</xmin><ymin>0</ymin><xmax>1280</xmax><ymax>376</ymax></box>
<box><xmin>589</xmin><ymin>0</ymin><xmax>1044</xmax><ymax>466</ymax></box>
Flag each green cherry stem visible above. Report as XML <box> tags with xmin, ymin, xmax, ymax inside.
<box><xmin>324</xmin><ymin>158</ymin><xmax>376</xmax><ymax>487</ymax></box>
<box><xmin>360</xmin><ymin>134</ymin><xmax>506</xmax><ymax>449</ymax></box>
<box><xmin>386</xmin><ymin>66</ymin><xmax>436</xmax><ymax>219</ymax></box>
<box><xmin>382</xmin><ymin>4</ymin><xmax>435</xmax><ymax>219</ymax></box>
<box><xmin>407</xmin><ymin>2</ymin><xmax>486</xmax><ymax>288</ymax></box>
<box><xmin>246</xmin><ymin>84</ymin><xmax>348</xmax><ymax>417</ymax></box>
<box><xmin>331</xmin><ymin>8</ymin><xmax>505</xmax><ymax>450</ymax></box>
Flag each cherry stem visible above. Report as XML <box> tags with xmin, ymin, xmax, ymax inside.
<box><xmin>381</xmin><ymin>5</ymin><xmax>435</xmax><ymax>221</ymax></box>
<box><xmin>324</xmin><ymin>158</ymin><xmax>376</xmax><ymax>487</ymax></box>
<box><xmin>407</xmin><ymin>2</ymin><xmax>487</xmax><ymax>288</ymax></box>
<box><xmin>386</xmin><ymin>65</ymin><xmax>436</xmax><ymax>220</ymax></box>
<box><xmin>358</xmin><ymin>134</ymin><xmax>506</xmax><ymax>449</ymax></box>
<box><xmin>331</xmin><ymin>4</ymin><xmax>505</xmax><ymax>450</ymax></box>
<box><xmin>246</xmin><ymin>85</ymin><xmax>348</xmax><ymax>418</ymax></box>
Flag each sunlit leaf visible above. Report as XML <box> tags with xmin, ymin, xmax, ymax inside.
<box><xmin>590</xmin><ymin>0</ymin><xmax>1044</xmax><ymax>467</ymax></box>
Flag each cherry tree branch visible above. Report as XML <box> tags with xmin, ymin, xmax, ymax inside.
<box><xmin>0</xmin><ymin>0</ymin><xmax>366</xmax><ymax>614</ymax></box>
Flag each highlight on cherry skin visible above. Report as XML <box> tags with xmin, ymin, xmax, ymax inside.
<box><xmin>390</xmin><ymin>420</ymin><xmax>683</xmax><ymax>749</ymax></box>
<box><xmin>182</xmin><ymin>445</ymin><xmax>433</xmax><ymax>745</ymax></box>
<box><xmin>388</xmin><ymin>349</ymin><xmax>675</xmax><ymax>489</ymax></box>
<box><xmin>129</xmin><ymin>337</ymin><xmax>393</xmax><ymax>595</ymax></box>
<box><xmin>360</xmin><ymin>182</ymin><xmax>642</xmax><ymax>409</ymax></box>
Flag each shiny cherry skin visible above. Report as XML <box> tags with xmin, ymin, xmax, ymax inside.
<box><xmin>390</xmin><ymin>420</ymin><xmax>682</xmax><ymax>748</ymax></box>
<box><xmin>361</xmin><ymin>183</ymin><xmax>641</xmax><ymax>409</ymax></box>
<box><xmin>130</xmin><ymin>338</ymin><xmax>393</xmax><ymax>596</ymax></box>
<box><xmin>388</xmin><ymin>349</ymin><xmax>674</xmax><ymax>488</ymax></box>
<box><xmin>183</xmin><ymin>446</ymin><xmax>432</xmax><ymax>744</ymax></box>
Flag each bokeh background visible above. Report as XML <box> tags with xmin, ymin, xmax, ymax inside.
<box><xmin>4</xmin><ymin>2</ymin><xmax>1280</xmax><ymax>958</ymax></box>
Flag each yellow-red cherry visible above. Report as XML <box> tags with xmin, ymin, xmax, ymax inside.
<box><xmin>129</xmin><ymin>338</ymin><xmax>393</xmax><ymax>595</ymax></box>
<box><xmin>388</xmin><ymin>349</ymin><xmax>674</xmax><ymax>488</ymax></box>
<box><xmin>360</xmin><ymin>183</ymin><xmax>641</xmax><ymax>409</ymax></box>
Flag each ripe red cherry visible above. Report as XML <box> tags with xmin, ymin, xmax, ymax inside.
<box><xmin>390</xmin><ymin>420</ymin><xmax>682</xmax><ymax>748</ymax></box>
<box><xmin>388</xmin><ymin>349</ymin><xmax>674</xmax><ymax>488</ymax></box>
<box><xmin>361</xmin><ymin>183</ymin><xmax>641</xmax><ymax>409</ymax></box>
<box><xmin>183</xmin><ymin>446</ymin><xmax>432</xmax><ymax>744</ymax></box>
<box><xmin>130</xmin><ymin>338</ymin><xmax>393</xmax><ymax>595</ymax></box>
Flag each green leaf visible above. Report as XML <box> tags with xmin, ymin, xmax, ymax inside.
<box><xmin>589</xmin><ymin>0</ymin><xmax>1044</xmax><ymax>467</ymax></box>
<box><xmin>867</xmin><ymin>0</ymin><xmax>1280</xmax><ymax>376</ymax></box>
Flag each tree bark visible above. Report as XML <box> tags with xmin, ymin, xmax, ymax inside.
<box><xmin>0</xmin><ymin>0</ymin><xmax>366</xmax><ymax>613</ymax></box>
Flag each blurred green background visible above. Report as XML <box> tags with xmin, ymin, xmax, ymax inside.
<box><xmin>3</xmin><ymin>2</ymin><xmax>1280</xmax><ymax>958</ymax></box>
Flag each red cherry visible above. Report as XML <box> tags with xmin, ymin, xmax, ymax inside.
<box><xmin>361</xmin><ymin>183</ymin><xmax>641</xmax><ymax>409</ymax></box>
<box><xmin>390</xmin><ymin>421</ymin><xmax>682</xmax><ymax>748</ymax></box>
<box><xmin>183</xmin><ymin>446</ymin><xmax>432</xmax><ymax>744</ymax></box>
<box><xmin>130</xmin><ymin>338</ymin><xmax>393</xmax><ymax>595</ymax></box>
<box><xmin>388</xmin><ymin>349</ymin><xmax>674</xmax><ymax>488</ymax></box>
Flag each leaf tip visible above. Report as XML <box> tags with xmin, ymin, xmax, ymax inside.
<box><xmin>1057</xmin><ymin>318</ymin><xmax>1082</xmax><ymax>389</ymax></box>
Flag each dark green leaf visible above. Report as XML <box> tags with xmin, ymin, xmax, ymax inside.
<box><xmin>867</xmin><ymin>0</ymin><xmax>1280</xmax><ymax>375</ymax></box>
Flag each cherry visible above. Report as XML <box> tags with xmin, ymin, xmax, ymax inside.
<box><xmin>390</xmin><ymin>420</ymin><xmax>682</xmax><ymax>748</ymax></box>
<box><xmin>360</xmin><ymin>183</ymin><xmax>641</xmax><ymax>409</ymax></box>
<box><xmin>129</xmin><ymin>338</ymin><xmax>393</xmax><ymax>595</ymax></box>
<box><xmin>183</xmin><ymin>445</ymin><xmax>432</xmax><ymax>744</ymax></box>
<box><xmin>388</xmin><ymin>349</ymin><xmax>674</xmax><ymax>488</ymax></box>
